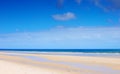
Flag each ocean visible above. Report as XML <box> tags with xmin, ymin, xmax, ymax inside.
<box><xmin>0</xmin><ymin>49</ymin><xmax>120</xmax><ymax>53</ymax></box>
<box><xmin>0</xmin><ymin>49</ymin><xmax>120</xmax><ymax>57</ymax></box>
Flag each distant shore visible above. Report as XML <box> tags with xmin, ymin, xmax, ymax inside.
<box><xmin>0</xmin><ymin>52</ymin><xmax>120</xmax><ymax>74</ymax></box>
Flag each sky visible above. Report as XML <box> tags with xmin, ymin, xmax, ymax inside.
<box><xmin>0</xmin><ymin>0</ymin><xmax>120</xmax><ymax>49</ymax></box>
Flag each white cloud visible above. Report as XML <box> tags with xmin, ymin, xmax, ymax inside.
<box><xmin>52</xmin><ymin>12</ymin><xmax>76</xmax><ymax>21</ymax></box>
<box><xmin>0</xmin><ymin>27</ymin><xmax>120</xmax><ymax>49</ymax></box>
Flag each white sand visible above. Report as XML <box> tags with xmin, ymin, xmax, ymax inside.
<box><xmin>0</xmin><ymin>52</ymin><xmax>120</xmax><ymax>74</ymax></box>
<box><xmin>0</xmin><ymin>60</ymin><xmax>56</xmax><ymax>74</ymax></box>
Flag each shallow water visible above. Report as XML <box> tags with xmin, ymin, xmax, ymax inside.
<box><xmin>3</xmin><ymin>51</ymin><xmax>120</xmax><ymax>57</ymax></box>
<box><xmin>4</xmin><ymin>52</ymin><xmax>120</xmax><ymax>74</ymax></box>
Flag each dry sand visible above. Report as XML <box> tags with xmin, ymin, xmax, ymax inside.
<box><xmin>0</xmin><ymin>52</ymin><xmax>120</xmax><ymax>74</ymax></box>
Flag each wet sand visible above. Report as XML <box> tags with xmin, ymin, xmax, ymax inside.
<box><xmin>0</xmin><ymin>52</ymin><xmax>120</xmax><ymax>74</ymax></box>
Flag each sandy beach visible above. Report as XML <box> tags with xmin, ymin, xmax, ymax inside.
<box><xmin>0</xmin><ymin>52</ymin><xmax>120</xmax><ymax>74</ymax></box>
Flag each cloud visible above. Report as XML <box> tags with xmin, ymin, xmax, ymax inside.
<box><xmin>57</xmin><ymin>0</ymin><xmax>64</xmax><ymax>8</ymax></box>
<box><xmin>119</xmin><ymin>18</ymin><xmax>120</xmax><ymax>23</ymax></box>
<box><xmin>52</xmin><ymin>12</ymin><xmax>76</xmax><ymax>21</ymax></box>
<box><xmin>107</xmin><ymin>18</ymin><xmax>120</xmax><ymax>26</ymax></box>
<box><xmin>56</xmin><ymin>0</ymin><xmax>120</xmax><ymax>11</ymax></box>
<box><xmin>108</xmin><ymin>0</ymin><xmax>120</xmax><ymax>9</ymax></box>
<box><xmin>93</xmin><ymin>0</ymin><xmax>120</xmax><ymax>12</ymax></box>
<box><xmin>75</xmin><ymin>0</ymin><xmax>82</xmax><ymax>5</ymax></box>
<box><xmin>56</xmin><ymin>0</ymin><xmax>82</xmax><ymax>8</ymax></box>
<box><xmin>0</xmin><ymin>27</ymin><xmax>120</xmax><ymax>49</ymax></box>
<box><xmin>94</xmin><ymin>0</ymin><xmax>109</xmax><ymax>12</ymax></box>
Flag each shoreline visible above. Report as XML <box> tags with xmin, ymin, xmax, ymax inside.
<box><xmin>0</xmin><ymin>52</ymin><xmax>120</xmax><ymax>74</ymax></box>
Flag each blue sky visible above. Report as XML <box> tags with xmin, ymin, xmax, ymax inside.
<box><xmin>0</xmin><ymin>0</ymin><xmax>120</xmax><ymax>49</ymax></box>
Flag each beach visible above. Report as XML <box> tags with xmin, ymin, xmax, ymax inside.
<box><xmin>0</xmin><ymin>52</ymin><xmax>120</xmax><ymax>74</ymax></box>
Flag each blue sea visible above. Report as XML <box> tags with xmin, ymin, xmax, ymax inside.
<box><xmin>0</xmin><ymin>49</ymin><xmax>120</xmax><ymax>53</ymax></box>
<box><xmin>0</xmin><ymin>49</ymin><xmax>120</xmax><ymax>57</ymax></box>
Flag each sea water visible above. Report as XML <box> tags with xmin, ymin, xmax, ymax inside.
<box><xmin>1</xmin><ymin>49</ymin><xmax>120</xmax><ymax>57</ymax></box>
